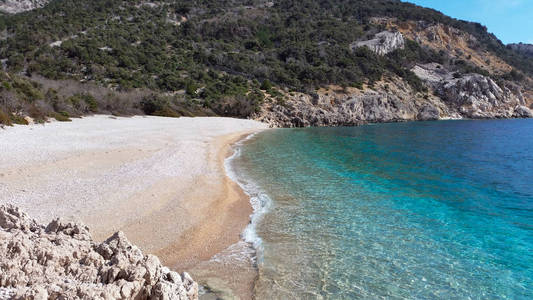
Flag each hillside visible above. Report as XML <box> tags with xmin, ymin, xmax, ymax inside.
<box><xmin>509</xmin><ymin>43</ymin><xmax>533</xmax><ymax>58</ymax></box>
<box><xmin>1</xmin><ymin>0</ymin><xmax>532</xmax><ymax>127</ymax></box>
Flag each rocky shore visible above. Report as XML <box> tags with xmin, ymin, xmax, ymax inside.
<box><xmin>255</xmin><ymin>70</ymin><xmax>533</xmax><ymax>128</ymax></box>
<box><xmin>0</xmin><ymin>205</ymin><xmax>198</xmax><ymax>300</ymax></box>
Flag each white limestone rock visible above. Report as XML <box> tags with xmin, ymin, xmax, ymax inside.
<box><xmin>437</xmin><ymin>73</ymin><xmax>532</xmax><ymax>119</ymax></box>
<box><xmin>0</xmin><ymin>204</ymin><xmax>198</xmax><ymax>300</ymax></box>
<box><xmin>351</xmin><ymin>31</ymin><xmax>405</xmax><ymax>55</ymax></box>
<box><xmin>0</xmin><ymin>0</ymin><xmax>49</xmax><ymax>14</ymax></box>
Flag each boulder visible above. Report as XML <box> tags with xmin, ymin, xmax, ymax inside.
<box><xmin>417</xmin><ymin>104</ymin><xmax>440</xmax><ymax>121</ymax></box>
<box><xmin>0</xmin><ymin>204</ymin><xmax>198</xmax><ymax>300</ymax></box>
<box><xmin>513</xmin><ymin>105</ymin><xmax>533</xmax><ymax>118</ymax></box>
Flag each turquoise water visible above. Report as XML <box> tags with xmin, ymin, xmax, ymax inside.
<box><xmin>230</xmin><ymin>119</ymin><xmax>533</xmax><ymax>299</ymax></box>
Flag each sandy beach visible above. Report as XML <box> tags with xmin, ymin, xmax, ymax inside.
<box><xmin>0</xmin><ymin>115</ymin><xmax>268</xmax><ymax>298</ymax></box>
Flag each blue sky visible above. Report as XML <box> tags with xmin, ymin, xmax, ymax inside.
<box><xmin>405</xmin><ymin>0</ymin><xmax>533</xmax><ymax>44</ymax></box>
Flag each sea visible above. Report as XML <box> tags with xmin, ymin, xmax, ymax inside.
<box><xmin>227</xmin><ymin>119</ymin><xmax>533</xmax><ymax>299</ymax></box>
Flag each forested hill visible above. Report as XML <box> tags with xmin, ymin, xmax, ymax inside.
<box><xmin>1</xmin><ymin>0</ymin><xmax>532</xmax><ymax>126</ymax></box>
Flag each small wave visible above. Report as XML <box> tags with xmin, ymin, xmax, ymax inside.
<box><xmin>222</xmin><ymin>132</ymin><xmax>272</xmax><ymax>263</ymax></box>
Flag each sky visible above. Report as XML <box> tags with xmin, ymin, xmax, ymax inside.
<box><xmin>405</xmin><ymin>0</ymin><xmax>533</xmax><ymax>44</ymax></box>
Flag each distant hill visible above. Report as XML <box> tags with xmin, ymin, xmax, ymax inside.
<box><xmin>0</xmin><ymin>0</ymin><xmax>532</xmax><ymax>127</ymax></box>
<box><xmin>509</xmin><ymin>43</ymin><xmax>533</xmax><ymax>58</ymax></box>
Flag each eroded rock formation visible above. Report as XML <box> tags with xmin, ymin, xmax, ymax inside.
<box><xmin>350</xmin><ymin>31</ymin><xmax>405</xmax><ymax>55</ymax></box>
<box><xmin>437</xmin><ymin>73</ymin><xmax>530</xmax><ymax>118</ymax></box>
<box><xmin>255</xmin><ymin>66</ymin><xmax>533</xmax><ymax>127</ymax></box>
<box><xmin>0</xmin><ymin>205</ymin><xmax>198</xmax><ymax>300</ymax></box>
<box><xmin>414</xmin><ymin>63</ymin><xmax>532</xmax><ymax>118</ymax></box>
<box><xmin>256</xmin><ymin>77</ymin><xmax>440</xmax><ymax>127</ymax></box>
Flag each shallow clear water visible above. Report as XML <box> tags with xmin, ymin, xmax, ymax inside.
<box><xmin>231</xmin><ymin>119</ymin><xmax>533</xmax><ymax>299</ymax></box>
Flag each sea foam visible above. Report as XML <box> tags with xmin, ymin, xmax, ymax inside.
<box><xmin>222</xmin><ymin>132</ymin><xmax>272</xmax><ymax>263</ymax></box>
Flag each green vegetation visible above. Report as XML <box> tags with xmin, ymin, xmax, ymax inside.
<box><xmin>0</xmin><ymin>0</ymin><xmax>531</xmax><ymax>121</ymax></box>
<box><xmin>52</xmin><ymin>111</ymin><xmax>72</xmax><ymax>122</ymax></box>
<box><xmin>0</xmin><ymin>106</ymin><xmax>29</xmax><ymax>126</ymax></box>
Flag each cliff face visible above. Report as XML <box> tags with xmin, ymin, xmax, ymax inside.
<box><xmin>437</xmin><ymin>73</ymin><xmax>530</xmax><ymax>119</ymax></box>
<box><xmin>256</xmin><ymin>79</ymin><xmax>428</xmax><ymax>127</ymax></box>
<box><xmin>0</xmin><ymin>0</ymin><xmax>48</xmax><ymax>13</ymax></box>
<box><xmin>255</xmin><ymin>63</ymin><xmax>533</xmax><ymax>128</ymax></box>
<box><xmin>0</xmin><ymin>205</ymin><xmax>199</xmax><ymax>300</ymax></box>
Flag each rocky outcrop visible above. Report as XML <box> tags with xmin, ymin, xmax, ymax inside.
<box><xmin>255</xmin><ymin>78</ymin><xmax>450</xmax><ymax>127</ymax></box>
<box><xmin>0</xmin><ymin>205</ymin><xmax>198</xmax><ymax>300</ymax></box>
<box><xmin>370</xmin><ymin>18</ymin><xmax>513</xmax><ymax>75</ymax></box>
<box><xmin>411</xmin><ymin>63</ymin><xmax>454</xmax><ymax>85</ymax></box>
<box><xmin>508</xmin><ymin>43</ymin><xmax>533</xmax><ymax>57</ymax></box>
<box><xmin>0</xmin><ymin>0</ymin><xmax>48</xmax><ymax>13</ymax></box>
<box><xmin>413</xmin><ymin>63</ymin><xmax>531</xmax><ymax>119</ymax></box>
<box><xmin>255</xmin><ymin>66</ymin><xmax>533</xmax><ymax>127</ymax></box>
<box><xmin>437</xmin><ymin>73</ymin><xmax>527</xmax><ymax>119</ymax></box>
<box><xmin>350</xmin><ymin>31</ymin><xmax>405</xmax><ymax>55</ymax></box>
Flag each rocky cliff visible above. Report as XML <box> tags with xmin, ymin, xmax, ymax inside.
<box><xmin>0</xmin><ymin>0</ymin><xmax>48</xmax><ymax>13</ymax></box>
<box><xmin>255</xmin><ymin>63</ymin><xmax>533</xmax><ymax>127</ymax></box>
<box><xmin>0</xmin><ymin>205</ymin><xmax>198</xmax><ymax>300</ymax></box>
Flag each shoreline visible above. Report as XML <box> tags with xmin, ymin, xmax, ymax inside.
<box><xmin>152</xmin><ymin>131</ymin><xmax>259</xmax><ymax>269</ymax></box>
<box><xmin>0</xmin><ymin>115</ymin><xmax>268</xmax><ymax>299</ymax></box>
<box><xmin>183</xmin><ymin>130</ymin><xmax>267</xmax><ymax>300</ymax></box>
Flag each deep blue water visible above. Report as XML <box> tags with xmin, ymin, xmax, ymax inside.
<box><xmin>231</xmin><ymin>119</ymin><xmax>533</xmax><ymax>299</ymax></box>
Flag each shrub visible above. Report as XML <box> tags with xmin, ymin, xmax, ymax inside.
<box><xmin>140</xmin><ymin>94</ymin><xmax>166</xmax><ymax>115</ymax></box>
<box><xmin>1</xmin><ymin>81</ymin><xmax>12</xmax><ymax>90</ymax></box>
<box><xmin>211</xmin><ymin>93</ymin><xmax>262</xmax><ymax>117</ymax></box>
<box><xmin>353</xmin><ymin>81</ymin><xmax>364</xmax><ymax>90</ymax></box>
<box><xmin>12</xmin><ymin>79</ymin><xmax>44</xmax><ymax>102</ymax></box>
<box><xmin>501</xmin><ymin>70</ymin><xmax>525</xmax><ymax>82</ymax></box>
<box><xmin>83</xmin><ymin>94</ymin><xmax>98</xmax><ymax>112</ymax></box>
<box><xmin>140</xmin><ymin>94</ymin><xmax>181</xmax><ymax>118</ymax></box>
<box><xmin>52</xmin><ymin>111</ymin><xmax>72</xmax><ymax>122</ymax></box>
<box><xmin>260</xmin><ymin>80</ymin><xmax>273</xmax><ymax>91</ymax></box>
<box><xmin>27</xmin><ymin>104</ymin><xmax>49</xmax><ymax>123</ymax></box>
<box><xmin>152</xmin><ymin>106</ymin><xmax>181</xmax><ymax>118</ymax></box>
<box><xmin>0</xmin><ymin>109</ymin><xmax>12</xmax><ymax>126</ymax></box>
<box><xmin>10</xmin><ymin>114</ymin><xmax>29</xmax><ymax>125</ymax></box>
